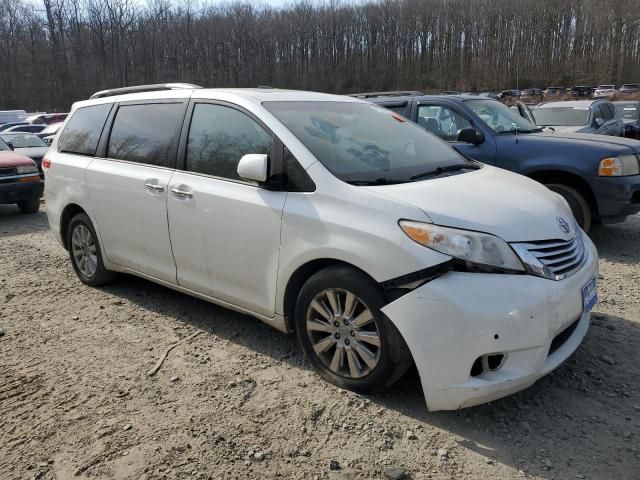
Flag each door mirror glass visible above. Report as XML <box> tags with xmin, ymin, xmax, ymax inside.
<box><xmin>456</xmin><ymin>127</ymin><xmax>484</xmax><ymax>145</ymax></box>
<box><xmin>237</xmin><ymin>154</ymin><xmax>269</xmax><ymax>183</ymax></box>
<box><xmin>594</xmin><ymin>117</ymin><xmax>604</xmax><ymax>127</ymax></box>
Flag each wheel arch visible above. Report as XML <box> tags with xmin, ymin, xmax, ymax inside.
<box><xmin>59</xmin><ymin>203</ymin><xmax>88</xmax><ymax>250</ymax></box>
<box><xmin>527</xmin><ymin>169</ymin><xmax>598</xmax><ymax>217</ymax></box>
<box><xmin>282</xmin><ymin>258</ymin><xmax>379</xmax><ymax>333</ymax></box>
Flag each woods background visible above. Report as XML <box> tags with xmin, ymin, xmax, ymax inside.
<box><xmin>1</xmin><ymin>0</ymin><xmax>639</xmax><ymax>111</ymax></box>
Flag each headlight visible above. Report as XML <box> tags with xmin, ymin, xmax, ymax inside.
<box><xmin>598</xmin><ymin>155</ymin><xmax>640</xmax><ymax>176</ymax></box>
<box><xmin>17</xmin><ymin>165</ymin><xmax>38</xmax><ymax>174</ymax></box>
<box><xmin>399</xmin><ymin>221</ymin><xmax>525</xmax><ymax>272</ymax></box>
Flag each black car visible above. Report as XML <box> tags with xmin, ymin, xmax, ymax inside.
<box><xmin>614</xmin><ymin>101</ymin><xmax>640</xmax><ymax>139</ymax></box>
<box><xmin>568</xmin><ymin>86</ymin><xmax>594</xmax><ymax>98</ymax></box>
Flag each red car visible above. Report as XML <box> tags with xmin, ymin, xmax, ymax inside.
<box><xmin>0</xmin><ymin>137</ymin><xmax>43</xmax><ymax>213</ymax></box>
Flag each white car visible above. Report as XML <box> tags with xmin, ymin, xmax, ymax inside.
<box><xmin>44</xmin><ymin>84</ymin><xmax>599</xmax><ymax>411</ymax></box>
<box><xmin>594</xmin><ymin>85</ymin><xmax>618</xmax><ymax>99</ymax></box>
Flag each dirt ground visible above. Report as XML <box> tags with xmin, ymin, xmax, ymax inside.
<box><xmin>1</xmin><ymin>205</ymin><xmax>638</xmax><ymax>480</ymax></box>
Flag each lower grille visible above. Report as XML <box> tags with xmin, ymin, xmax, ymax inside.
<box><xmin>548</xmin><ymin>317</ymin><xmax>581</xmax><ymax>356</ymax></box>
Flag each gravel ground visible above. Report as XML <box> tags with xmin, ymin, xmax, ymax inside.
<box><xmin>1</xmin><ymin>205</ymin><xmax>639</xmax><ymax>480</ymax></box>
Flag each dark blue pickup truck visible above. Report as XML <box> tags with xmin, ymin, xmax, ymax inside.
<box><xmin>362</xmin><ymin>93</ymin><xmax>640</xmax><ymax>232</ymax></box>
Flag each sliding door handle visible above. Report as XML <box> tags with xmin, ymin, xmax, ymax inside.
<box><xmin>171</xmin><ymin>187</ymin><xmax>193</xmax><ymax>198</ymax></box>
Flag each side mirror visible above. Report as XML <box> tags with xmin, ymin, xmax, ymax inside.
<box><xmin>237</xmin><ymin>153</ymin><xmax>269</xmax><ymax>183</ymax></box>
<box><xmin>5</xmin><ymin>141</ymin><xmax>14</xmax><ymax>150</ymax></box>
<box><xmin>456</xmin><ymin>127</ymin><xmax>484</xmax><ymax>145</ymax></box>
<box><xmin>594</xmin><ymin>117</ymin><xmax>604</xmax><ymax>128</ymax></box>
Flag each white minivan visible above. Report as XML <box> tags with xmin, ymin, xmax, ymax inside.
<box><xmin>45</xmin><ymin>84</ymin><xmax>598</xmax><ymax>411</ymax></box>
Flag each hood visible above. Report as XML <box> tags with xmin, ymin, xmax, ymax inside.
<box><xmin>522</xmin><ymin>130</ymin><xmax>640</xmax><ymax>155</ymax></box>
<box><xmin>0</xmin><ymin>151</ymin><xmax>37</xmax><ymax>168</ymax></box>
<box><xmin>14</xmin><ymin>146</ymin><xmax>49</xmax><ymax>160</ymax></box>
<box><xmin>364</xmin><ymin>166</ymin><xmax>575</xmax><ymax>242</ymax></box>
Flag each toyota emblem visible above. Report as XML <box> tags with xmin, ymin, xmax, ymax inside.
<box><xmin>557</xmin><ymin>217</ymin><xmax>571</xmax><ymax>234</ymax></box>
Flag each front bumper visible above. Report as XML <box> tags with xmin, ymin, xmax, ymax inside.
<box><xmin>591</xmin><ymin>174</ymin><xmax>640</xmax><ymax>220</ymax></box>
<box><xmin>0</xmin><ymin>180</ymin><xmax>44</xmax><ymax>204</ymax></box>
<box><xmin>381</xmin><ymin>232</ymin><xmax>598</xmax><ymax>411</ymax></box>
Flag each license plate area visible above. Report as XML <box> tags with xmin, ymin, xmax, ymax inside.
<box><xmin>582</xmin><ymin>276</ymin><xmax>598</xmax><ymax>313</ymax></box>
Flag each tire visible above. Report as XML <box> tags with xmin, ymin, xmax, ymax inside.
<box><xmin>17</xmin><ymin>197</ymin><xmax>40</xmax><ymax>214</ymax></box>
<box><xmin>546</xmin><ymin>183</ymin><xmax>592</xmax><ymax>233</ymax></box>
<box><xmin>294</xmin><ymin>266</ymin><xmax>412</xmax><ymax>394</ymax></box>
<box><xmin>66</xmin><ymin>213</ymin><xmax>116</xmax><ymax>286</ymax></box>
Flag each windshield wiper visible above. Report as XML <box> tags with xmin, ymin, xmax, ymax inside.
<box><xmin>409</xmin><ymin>163</ymin><xmax>481</xmax><ymax>181</ymax></box>
<box><xmin>346</xmin><ymin>177</ymin><xmax>410</xmax><ymax>186</ymax></box>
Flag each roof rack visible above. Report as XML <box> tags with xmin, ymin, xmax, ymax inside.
<box><xmin>89</xmin><ymin>83</ymin><xmax>203</xmax><ymax>99</ymax></box>
<box><xmin>348</xmin><ymin>90</ymin><xmax>424</xmax><ymax>99</ymax></box>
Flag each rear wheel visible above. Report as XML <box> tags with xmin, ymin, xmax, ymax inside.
<box><xmin>295</xmin><ymin>266</ymin><xmax>412</xmax><ymax>394</ymax></box>
<box><xmin>17</xmin><ymin>197</ymin><xmax>40</xmax><ymax>214</ymax></box>
<box><xmin>546</xmin><ymin>183</ymin><xmax>592</xmax><ymax>233</ymax></box>
<box><xmin>66</xmin><ymin>213</ymin><xmax>116</xmax><ymax>286</ymax></box>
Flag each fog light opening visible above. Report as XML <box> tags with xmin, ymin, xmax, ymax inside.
<box><xmin>470</xmin><ymin>353</ymin><xmax>505</xmax><ymax>377</ymax></box>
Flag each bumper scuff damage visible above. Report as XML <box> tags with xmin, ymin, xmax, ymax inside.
<box><xmin>381</xmin><ymin>232</ymin><xmax>598</xmax><ymax>411</ymax></box>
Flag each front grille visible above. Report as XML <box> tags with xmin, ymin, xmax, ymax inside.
<box><xmin>0</xmin><ymin>167</ymin><xmax>17</xmax><ymax>177</ymax></box>
<box><xmin>512</xmin><ymin>234</ymin><xmax>586</xmax><ymax>280</ymax></box>
<box><xmin>548</xmin><ymin>316</ymin><xmax>581</xmax><ymax>356</ymax></box>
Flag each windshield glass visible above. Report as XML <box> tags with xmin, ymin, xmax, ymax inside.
<box><xmin>263</xmin><ymin>101</ymin><xmax>471</xmax><ymax>184</ymax></box>
<box><xmin>0</xmin><ymin>137</ymin><xmax>10</xmax><ymax>151</ymax></box>
<box><xmin>598</xmin><ymin>85</ymin><xmax>614</xmax><ymax>90</ymax></box>
<box><xmin>0</xmin><ymin>133</ymin><xmax>47</xmax><ymax>148</ymax></box>
<box><xmin>464</xmin><ymin>99</ymin><xmax>539</xmax><ymax>133</ymax></box>
<box><xmin>615</xmin><ymin>104</ymin><xmax>638</xmax><ymax>120</ymax></box>
<box><xmin>532</xmin><ymin>106</ymin><xmax>589</xmax><ymax>126</ymax></box>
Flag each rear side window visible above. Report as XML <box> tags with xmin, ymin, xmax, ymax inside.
<box><xmin>58</xmin><ymin>104</ymin><xmax>111</xmax><ymax>156</ymax></box>
<box><xmin>185</xmin><ymin>103</ymin><xmax>273</xmax><ymax>181</ymax></box>
<box><xmin>107</xmin><ymin>103</ymin><xmax>184</xmax><ymax>167</ymax></box>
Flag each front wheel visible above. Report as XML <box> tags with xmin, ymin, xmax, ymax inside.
<box><xmin>546</xmin><ymin>183</ymin><xmax>592</xmax><ymax>233</ymax></box>
<box><xmin>295</xmin><ymin>266</ymin><xmax>412</xmax><ymax>394</ymax></box>
<box><xmin>66</xmin><ymin>213</ymin><xmax>116</xmax><ymax>286</ymax></box>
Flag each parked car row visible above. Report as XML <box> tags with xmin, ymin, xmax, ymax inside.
<box><xmin>44</xmin><ymin>83</ymin><xmax>610</xmax><ymax>412</ymax></box>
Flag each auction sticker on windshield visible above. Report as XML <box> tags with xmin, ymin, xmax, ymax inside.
<box><xmin>582</xmin><ymin>277</ymin><xmax>598</xmax><ymax>313</ymax></box>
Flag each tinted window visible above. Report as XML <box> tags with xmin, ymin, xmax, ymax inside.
<box><xmin>59</xmin><ymin>104</ymin><xmax>112</xmax><ymax>156</ymax></box>
<box><xmin>186</xmin><ymin>103</ymin><xmax>273</xmax><ymax>180</ymax></box>
<box><xmin>381</xmin><ymin>102</ymin><xmax>408</xmax><ymax>116</ymax></box>
<box><xmin>108</xmin><ymin>103</ymin><xmax>183</xmax><ymax>167</ymax></box>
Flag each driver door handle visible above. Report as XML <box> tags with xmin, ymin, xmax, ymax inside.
<box><xmin>144</xmin><ymin>183</ymin><xmax>165</xmax><ymax>192</ymax></box>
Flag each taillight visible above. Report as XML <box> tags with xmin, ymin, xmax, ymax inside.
<box><xmin>42</xmin><ymin>157</ymin><xmax>52</xmax><ymax>171</ymax></box>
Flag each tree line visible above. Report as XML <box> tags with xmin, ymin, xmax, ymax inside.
<box><xmin>1</xmin><ymin>0</ymin><xmax>639</xmax><ymax>112</ymax></box>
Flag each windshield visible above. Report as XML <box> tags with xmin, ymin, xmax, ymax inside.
<box><xmin>598</xmin><ymin>85</ymin><xmax>614</xmax><ymax>90</ymax></box>
<box><xmin>615</xmin><ymin>104</ymin><xmax>638</xmax><ymax>120</ymax></box>
<box><xmin>532</xmin><ymin>106</ymin><xmax>589</xmax><ymax>126</ymax></box>
<box><xmin>464</xmin><ymin>99</ymin><xmax>539</xmax><ymax>133</ymax></box>
<box><xmin>0</xmin><ymin>137</ymin><xmax>10</xmax><ymax>151</ymax></box>
<box><xmin>0</xmin><ymin>133</ymin><xmax>47</xmax><ymax>148</ymax></box>
<box><xmin>263</xmin><ymin>101</ymin><xmax>472</xmax><ymax>184</ymax></box>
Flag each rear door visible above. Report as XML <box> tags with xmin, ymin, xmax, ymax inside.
<box><xmin>167</xmin><ymin>101</ymin><xmax>287</xmax><ymax>316</ymax></box>
<box><xmin>86</xmin><ymin>100</ymin><xmax>187</xmax><ymax>283</ymax></box>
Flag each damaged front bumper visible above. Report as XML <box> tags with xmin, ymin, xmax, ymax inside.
<box><xmin>381</xmin><ymin>233</ymin><xmax>598</xmax><ymax>411</ymax></box>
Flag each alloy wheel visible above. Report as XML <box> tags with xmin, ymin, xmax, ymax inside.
<box><xmin>305</xmin><ymin>288</ymin><xmax>381</xmax><ymax>378</ymax></box>
<box><xmin>71</xmin><ymin>224</ymin><xmax>98</xmax><ymax>278</ymax></box>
